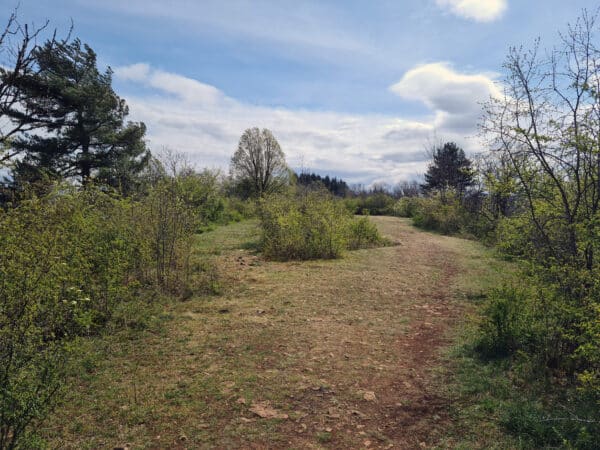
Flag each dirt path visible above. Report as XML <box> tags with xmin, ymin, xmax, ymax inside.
<box><xmin>43</xmin><ymin>217</ymin><xmax>505</xmax><ymax>449</ymax></box>
<box><xmin>170</xmin><ymin>217</ymin><xmax>473</xmax><ymax>449</ymax></box>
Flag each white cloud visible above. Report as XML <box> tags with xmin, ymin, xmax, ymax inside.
<box><xmin>115</xmin><ymin>63</ymin><xmax>494</xmax><ymax>185</ymax></box>
<box><xmin>390</xmin><ymin>62</ymin><xmax>500</xmax><ymax>132</ymax></box>
<box><xmin>113</xmin><ymin>63</ymin><xmax>150</xmax><ymax>82</ymax></box>
<box><xmin>114</xmin><ymin>64</ymin><xmax>226</xmax><ymax>106</ymax></box>
<box><xmin>435</xmin><ymin>0</ymin><xmax>507</xmax><ymax>22</ymax></box>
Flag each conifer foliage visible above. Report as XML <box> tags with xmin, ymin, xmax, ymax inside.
<box><xmin>421</xmin><ymin>142</ymin><xmax>474</xmax><ymax>197</ymax></box>
<box><xmin>6</xmin><ymin>38</ymin><xmax>149</xmax><ymax>187</ymax></box>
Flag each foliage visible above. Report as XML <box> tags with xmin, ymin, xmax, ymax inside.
<box><xmin>259</xmin><ymin>191</ymin><xmax>349</xmax><ymax>260</ymax></box>
<box><xmin>411</xmin><ymin>193</ymin><xmax>465</xmax><ymax>235</ymax></box>
<box><xmin>422</xmin><ymin>142</ymin><xmax>474</xmax><ymax>197</ymax></box>
<box><xmin>0</xmin><ymin>182</ymin><xmax>212</xmax><ymax>448</ymax></box>
<box><xmin>258</xmin><ymin>190</ymin><xmax>386</xmax><ymax>260</ymax></box>
<box><xmin>346</xmin><ymin>216</ymin><xmax>387</xmax><ymax>250</ymax></box>
<box><xmin>139</xmin><ymin>179</ymin><xmax>197</xmax><ymax>292</ymax></box>
<box><xmin>475</xmin><ymin>287</ymin><xmax>537</xmax><ymax>357</ymax></box>
<box><xmin>475</xmin><ymin>11</ymin><xmax>600</xmax><ymax>420</ymax></box>
<box><xmin>296</xmin><ymin>172</ymin><xmax>349</xmax><ymax>197</ymax></box>
<box><xmin>5</xmin><ymin>38</ymin><xmax>149</xmax><ymax>187</ymax></box>
<box><xmin>0</xmin><ymin>188</ymin><xmax>137</xmax><ymax>448</ymax></box>
<box><xmin>170</xmin><ymin>168</ymin><xmax>226</xmax><ymax>230</ymax></box>
<box><xmin>230</xmin><ymin>128</ymin><xmax>289</xmax><ymax>198</ymax></box>
<box><xmin>346</xmin><ymin>192</ymin><xmax>396</xmax><ymax>216</ymax></box>
<box><xmin>392</xmin><ymin>196</ymin><xmax>421</xmax><ymax>218</ymax></box>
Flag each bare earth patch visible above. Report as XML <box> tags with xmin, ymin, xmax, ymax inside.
<box><xmin>42</xmin><ymin>217</ymin><xmax>508</xmax><ymax>449</ymax></box>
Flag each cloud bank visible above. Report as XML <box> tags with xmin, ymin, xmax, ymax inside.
<box><xmin>436</xmin><ymin>0</ymin><xmax>507</xmax><ymax>22</ymax></box>
<box><xmin>114</xmin><ymin>62</ymin><xmax>499</xmax><ymax>185</ymax></box>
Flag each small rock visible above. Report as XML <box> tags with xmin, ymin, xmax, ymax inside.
<box><xmin>249</xmin><ymin>401</ymin><xmax>288</xmax><ymax>419</ymax></box>
<box><xmin>363</xmin><ymin>391</ymin><xmax>376</xmax><ymax>401</ymax></box>
<box><xmin>351</xmin><ymin>409</ymin><xmax>367</xmax><ymax>419</ymax></box>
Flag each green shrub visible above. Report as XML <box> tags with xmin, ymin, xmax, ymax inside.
<box><xmin>412</xmin><ymin>194</ymin><xmax>463</xmax><ymax>234</ymax></box>
<box><xmin>259</xmin><ymin>191</ymin><xmax>349</xmax><ymax>260</ymax></box>
<box><xmin>221</xmin><ymin>196</ymin><xmax>256</xmax><ymax>224</ymax></box>
<box><xmin>0</xmin><ymin>182</ymin><xmax>212</xmax><ymax>448</ymax></box>
<box><xmin>349</xmin><ymin>193</ymin><xmax>396</xmax><ymax>216</ymax></box>
<box><xmin>347</xmin><ymin>216</ymin><xmax>386</xmax><ymax>250</ymax></box>
<box><xmin>0</xmin><ymin>187</ymin><xmax>135</xmax><ymax>448</ymax></box>
<box><xmin>259</xmin><ymin>191</ymin><xmax>386</xmax><ymax>260</ymax></box>
<box><xmin>475</xmin><ymin>287</ymin><xmax>536</xmax><ymax>357</ymax></box>
<box><xmin>392</xmin><ymin>197</ymin><xmax>421</xmax><ymax>218</ymax></box>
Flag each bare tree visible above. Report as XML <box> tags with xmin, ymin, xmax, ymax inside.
<box><xmin>230</xmin><ymin>127</ymin><xmax>288</xmax><ymax>197</ymax></box>
<box><xmin>482</xmin><ymin>9</ymin><xmax>600</xmax><ymax>269</ymax></box>
<box><xmin>392</xmin><ymin>181</ymin><xmax>421</xmax><ymax>198</ymax></box>
<box><xmin>0</xmin><ymin>10</ymin><xmax>55</xmax><ymax>162</ymax></box>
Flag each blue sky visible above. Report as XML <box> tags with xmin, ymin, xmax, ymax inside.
<box><xmin>7</xmin><ymin>0</ymin><xmax>599</xmax><ymax>184</ymax></box>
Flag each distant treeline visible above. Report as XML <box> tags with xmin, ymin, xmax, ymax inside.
<box><xmin>296</xmin><ymin>171</ymin><xmax>421</xmax><ymax>199</ymax></box>
<box><xmin>295</xmin><ymin>172</ymin><xmax>349</xmax><ymax>197</ymax></box>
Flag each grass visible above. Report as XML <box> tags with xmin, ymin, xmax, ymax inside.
<box><xmin>37</xmin><ymin>216</ymin><xmax>529</xmax><ymax>449</ymax></box>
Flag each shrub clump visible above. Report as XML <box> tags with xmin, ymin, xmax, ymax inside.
<box><xmin>259</xmin><ymin>191</ymin><xmax>386</xmax><ymax>260</ymax></box>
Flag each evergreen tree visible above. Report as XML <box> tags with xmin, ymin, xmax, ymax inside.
<box><xmin>421</xmin><ymin>142</ymin><xmax>474</xmax><ymax>197</ymax></box>
<box><xmin>7</xmin><ymin>38</ymin><xmax>149</xmax><ymax>187</ymax></box>
<box><xmin>296</xmin><ymin>172</ymin><xmax>349</xmax><ymax>197</ymax></box>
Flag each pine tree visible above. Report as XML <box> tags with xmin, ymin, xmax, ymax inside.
<box><xmin>7</xmin><ymin>38</ymin><xmax>149</xmax><ymax>187</ymax></box>
<box><xmin>421</xmin><ymin>142</ymin><xmax>474</xmax><ymax>198</ymax></box>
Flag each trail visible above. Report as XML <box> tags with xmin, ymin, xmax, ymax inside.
<box><xmin>176</xmin><ymin>217</ymin><xmax>471</xmax><ymax>449</ymax></box>
<box><xmin>43</xmin><ymin>217</ymin><xmax>499</xmax><ymax>449</ymax></box>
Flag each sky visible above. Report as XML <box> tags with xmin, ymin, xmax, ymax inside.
<box><xmin>5</xmin><ymin>0</ymin><xmax>599</xmax><ymax>185</ymax></box>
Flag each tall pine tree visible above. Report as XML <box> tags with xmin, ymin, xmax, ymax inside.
<box><xmin>7</xmin><ymin>38</ymin><xmax>149</xmax><ymax>187</ymax></box>
<box><xmin>421</xmin><ymin>142</ymin><xmax>474</xmax><ymax>198</ymax></box>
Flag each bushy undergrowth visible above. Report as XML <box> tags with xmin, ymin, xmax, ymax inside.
<box><xmin>403</xmin><ymin>187</ymin><xmax>600</xmax><ymax>447</ymax></box>
<box><xmin>411</xmin><ymin>195</ymin><xmax>464</xmax><ymax>235</ymax></box>
<box><xmin>472</xmin><ymin>273</ymin><xmax>600</xmax><ymax>447</ymax></box>
<box><xmin>392</xmin><ymin>192</ymin><xmax>497</xmax><ymax>240</ymax></box>
<box><xmin>475</xmin><ymin>287</ymin><xmax>535</xmax><ymax>357</ymax></box>
<box><xmin>391</xmin><ymin>196</ymin><xmax>421</xmax><ymax>218</ymax></box>
<box><xmin>0</xmin><ymin>182</ymin><xmax>216</xmax><ymax>448</ymax></box>
<box><xmin>259</xmin><ymin>191</ymin><xmax>387</xmax><ymax>260</ymax></box>
<box><xmin>393</xmin><ymin>193</ymin><xmax>470</xmax><ymax>236</ymax></box>
<box><xmin>344</xmin><ymin>192</ymin><xmax>396</xmax><ymax>216</ymax></box>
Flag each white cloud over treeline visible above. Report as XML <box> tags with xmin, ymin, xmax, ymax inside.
<box><xmin>115</xmin><ymin>62</ymin><xmax>499</xmax><ymax>185</ymax></box>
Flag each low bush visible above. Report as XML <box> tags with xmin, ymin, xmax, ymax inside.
<box><xmin>259</xmin><ymin>191</ymin><xmax>349</xmax><ymax>259</ymax></box>
<box><xmin>475</xmin><ymin>287</ymin><xmax>538</xmax><ymax>357</ymax></box>
<box><xmin>411</xmin><ymin>194</ymin><xmax>464</xmax><ymax>235</ymax></box>
<box><xmin>391</xmin><ymin>196</ymin><xmax>421</xmax><ymax>218</ymax></box>
<box><xmin>346</xmin><ymin>192</ymin><xmax>396</xmax><ymax>216</ymax></box>
<box><xmin>259</xmin><ymin>191</ymin><xmax>386</xmax><ymax>260</ymax></box>
<box><xmin>347</xmin><ymin>216</ymin><xmax>387</xmax><ymax>250</ymax></box>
